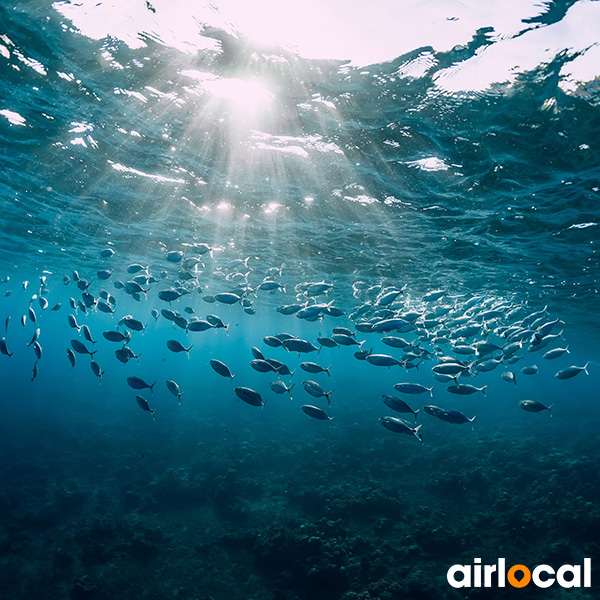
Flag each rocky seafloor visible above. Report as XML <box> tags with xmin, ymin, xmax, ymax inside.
<box><xmin>0</xmin><ymin>406</ymin><xmax>598</xmax><ymax>600</ymax></box>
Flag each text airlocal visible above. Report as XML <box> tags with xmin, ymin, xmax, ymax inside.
<box><xmin>447</xmin><ymin>558</ymin><xmax>591</xmax><ymax>588</ymax></box>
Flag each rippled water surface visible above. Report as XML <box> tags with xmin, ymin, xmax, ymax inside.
<box><xmin>0</xmin><ymin>2</ymin><xmax>599</xmax><ymax>599</ymax></box>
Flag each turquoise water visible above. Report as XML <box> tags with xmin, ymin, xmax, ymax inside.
<box><xmin>0</xmin><ymin>2</ymin><xmax>599</xmax><ymax>599</ymax></box>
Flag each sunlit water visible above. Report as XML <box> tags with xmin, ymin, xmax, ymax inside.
<box><xmin>0</xmin><ymin>1</ymin><xmax>599</xmax><ymax>599</ymax></box>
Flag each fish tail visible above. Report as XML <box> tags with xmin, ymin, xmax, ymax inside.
<box><xmin>565</xmin><ymin>346</ymin><xmax>570</xmax><ymax>354</ymax></box>
<box><xmin>186</xmin><ymin>346</ymin><xmax>192</xmax><ymax>358</ymax></box>
<box><xmin>413</xmin><ymin>408</ymin><xmax>420</xmax><ymax>422</ymax></box>
<box><xmin>583</xmin><ymin>361</ymin><xmax>589</xmax><ymax>375</ymax></box>
<box><xmin>414</xmin><ymin>424</ymin><xmax>424</xmax><ymax>442</ymax></box>
<box><xmin>150</xmin><ymin>381</ymin><xmax>156</xmax><ymax>393</ymax></box>
<box><xmin>428</xmin><ymin>386</ymin><xmax>433</xmax><ymax>397</ymax></box>
<box><xmin>326</xmin><ymin>366</ymin><xmax>332</xmax><ymax>377</ymax></box>
<box><xmin>324</xmin><ymin>389</ymin><xmax>335</xmax><ymax>405</ymax></box>
<box><xmin>481</xmin><ymin>385</ymin><xmax>488</xmax><ymax>396</ymax></box>
<box><xmin>547</xmin><ymin>404</ymin><xmax>554</xmax><ymax>415</ymax></box>
<box><xmin>90</xmin><ymin>350</ymin><xmax>98</xmax><ymax>357</ymax></box>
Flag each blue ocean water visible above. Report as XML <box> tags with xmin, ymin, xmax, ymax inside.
<box><xmin>0</xmin><ymin>1</ymin><xmax>599</xmax><ymax>599</ymax></box>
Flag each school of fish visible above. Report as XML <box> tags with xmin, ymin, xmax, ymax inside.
<box><xmin>0</xmin><ymin>244</ymin><xmax>590</xmax><ymax>441</ymax></box>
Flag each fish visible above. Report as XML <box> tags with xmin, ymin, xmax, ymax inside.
<box><xmin>166</xmin><ymin>340</ymin><xmax>192</xmax><ymax>357</ymax></box>
<box><xmin>0</xmin><ymin>337</ymin><xmax>14</xmax><ymax>358</ymax></box>
<box><xmin>521</xmin><ymin>365</ymin><xmax>538</xmax><ymax>375</ymax></box>
<box><xmin>126</xmin><ymin>264</ymin><xmax>147</xmax><ymax>274</ymax></box>
<box><xmin>97</xmin><ymin>269</ymin><xmax>113</xmax><ymax>280</ymax></box>
<box><xmin>381</xmin><ymin>395</ymin><xmax>419</xmax><ymax>421</ymax></box>
<box><xmin>187</xmin><ymin>320</ymin><xmax>214</xmax><ymax>332</ymax></box>
<box><xmin>447</xmin><ymin>384</ymin><xmax>487</xmax><ymax>396</ymax></box>
<box><xmin>234</xmin><ymin>386</ymin><xmax>264</xmax><ymax>407</ymax></box>
<box><xmin>103</xmin><ymin>330</ymin><xmax>131</xmax><ymax>343</ymax></box>
<box><xmin>277</xmin><ymin>304</ymin><xmax>303</xmax><ymax>315</ymax></box>
<box><xmin>264</xmin><ymin>336</ymin><xmax>283</xmax><ymax>348</ymax></box>
<box><xmin>206</xmin><ymin>314</ymin><xmax>229</xmax><ymax>332</ymax></box>
<box><xmin>67</xmin><ymin>348</ymin><xmax>76</xmax><ymax>367</ymax></box>
<box><xmin>296</xmin><ymin>302</ymin><xmax>333</xmax><ymax>320</ymax></box>
<box><xmin>166</xmin><ymin>250</ymin><xmax>184</xmax><ymax>263</ymax></box>
<box><xmin>379</xmin><ymin>416</ymin><xmax>423</xmax><ymax>441</ymax></box>
<box><xmin>366</xmin><ymin>354</ymin><xmax>402</xmax><ymax>367</ymax></box>
<box><xmin>317</xmin><ymin>336</ymin><xmax>338</xmax><ymax>349</ymax></box>
<box><xmin>210</xmin><ymin>359</ymin><xmax>234</xmax><ymax>378</ymax></box>
<box><xmin>331</xmin><ymin>333</ymin><xmax>363</xmax><ymax>347</ymax></box>
<box><xmin>432</xmin><ymin>363</ymin><xmax>470</xmax><ymax>376</ymax></box>
<box><xmin>124</xmin><ymin>281</ymin><xmax>148</xmax><ymax>296</ymax></box>
<box><xmin>135</xmin><ymin>395</ymin><xmax>157</xmax><ymax>418</ymax></box>
<box><xmin>302</xmin><ymin>380</ymin><xmax>335</xmax><ymax>405</ymax></box>
<box><xmin>38</xmin><ymin>296</ymin><xmax>49</xmax><ymax>310</ymax></box>
<box><xmin>215</xmin><ymin>292</ymin><xmax>241</xmax><ymax>305</ymax></box>
<box><xmin>376</xmin><ymin>289</ymin><xmax>403</xmax><ymax>306</ymax></box>
<box><xmin>271</xmin><ymin>381</ymin><xmax>295</xmax><ymax>398</ymax></box>
<box><xmin>28</xmin><ymin>307</ymin><xmax>37</xmax><ymax>323</ymax></box>
<box><xmin>266</xmin><ymin>359</ymin><xmax>293</xmax><ymax>376</ymax></box>
<box><xmin>151</xmin><ymin>309</ymin><xmax>159</xmax><ymax>320</ymax></box>
<box><xmin>26</xmin><ymin>328</ymin><xmax>40</xmax><ymax>346</ymax></box>
<box><xmin>354</xmin><ymin>348</ymin><xmax>372</xmax><ymax>360</ymax></box>
<box><xmin>393</xmin><ymin>382</ymin><xmax>433</xmax><ymax>396</ymax></box>
<box><xmin>31</xmin><ymin>361</ymin><xmax>39</xmax><ymax>382</ymax></box>
<box><xmin>519</xmin><ymin>399</ymin><xmax>553</xmax><ymax>414</ymax></box>
<box><xmin>127</xmin><ymin>376</ymin><xmax>156</xmax><ymax>392</ymax></box>
<box><xmin>371</xmin><ymin>318</ymin><xmax>412</xmax><ymax>333</ymax></box>
<box><xmin>423</xmin><ymin>290</ymin><xmax>446</xmax><ymax>302</ymax></box>
<box><xmin>555</xmin><ymin>363</ymin><xmax>589</xmax><ymax>380</ymax></box>
<box><xmin>97</xmin><ymin>300</ymin><xmax>114</xmax><ymax>314</ymax></box>
<box><xmin>300</xmin><ymin>362</ymin><xmax>331</xmax><ymax>376</ymax></box>
<box><xmin>33</xmin><ymin>341</ymin><xmax>42</xmax><ymax>361</ymax></box>
<box><xmin>542</xmin><ymin>347</ymin><xmax>569</xmax><ymax>360</ymax></box>
<box><xmin>70</xmin><ymin>339</ymin><xmax>96</xmax><ymax>357</ymax></box>
<box><xmin>90</xmin><ymin>361</ymin><xmax>105</xmax><ymax>382</ymax></box>
<box><xmin>81</xmin><ymin>325</ymin><xmax>97</xmax><ymax>344</ymax></box>
<box><xmin>424</xmin><ymin>406</ymin><xmax>476</xmax><ymax>425</ymax></box>
<box><xmin>4</xmin><ymin>316</ymin><xmax>10</xmax><ymax>332</ymax></box>
<box><xmin>501</xmin><ymin>371</ymin><xmax>517</xmax><ymax>385</ymax></box>
<box><xmin>381</xmin><ymin>336</ymin><xmax>412</xmax><ymax>349</ymax></box>
<box><xmin>115</xmin><ymin>347</ymin><xmax>141</xmax><ymax>364</ymax></box>
<box><xmin>158</xmin><ymin>289</ymin><xmax>182</xmax><ymax>303</ymax></box>
<box><xmin>301</xmin><ymin>281</ymin><xmax>334</xmax><ymax>296</ymax></box>
<box><xmin>301</xmin><ymin>405</ymin><xmax>333</xmax><ymax>421</ymax></box>
<box><xmin>166</xmin><ymin>380</ymin><xmax>184</xmax><ymax>403</ymax></box>
<box><xmin>251</xmin><ymin>346</ymin><xmax>265</xmax><ymax>360</ymax></box>
<box><xmin>257</xmin><ymin>280</ymin><xmax>285</xmax><ymax>293</ymax></box>
<box><xmin>99</xmin><ymin>248</ymin><xmax>115</xmax><ymax>258</ymax></box>
<box><xmin>282</xmin><ymin>338</ymin><xmax>320</xmax><ymax>355</ymax></box>
<box><xmin>251</xmin><ymin>359</ymin><xmax>278</xmax><ymax>373</ymax></box>
<box><xmin>120</xmin><ymin>317</ymin><xmax>146</xmax><ymax>331</ymax></box>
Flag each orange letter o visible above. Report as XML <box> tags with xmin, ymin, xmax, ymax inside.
<box><xmin>507</xmin><ymin>565</ymin><xmax>531</xmax><ymax>588</ymax></box>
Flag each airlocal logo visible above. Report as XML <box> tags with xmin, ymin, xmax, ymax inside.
<box><xmin>447</xmin><ymin>558</ymin><xmax>591</xmax><ymax>588</ymax></box>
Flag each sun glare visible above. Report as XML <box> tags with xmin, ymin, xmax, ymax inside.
<box><xmin>204</xmin><ymin>77</ymin><xmax>274</xmax><ymax>116</ymax></box>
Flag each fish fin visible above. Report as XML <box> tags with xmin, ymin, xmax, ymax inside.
<box><xmin>413</xmin><ymin>408</ymin><xmax>420</xmax><ymax>422</ymax></box>
<box><xmin>583</xmin><ymin>361</ymin><xmax>589</xmax><ymax>375</ymax></box>
<box><xmin>547</xmin><ymin>404</ymin><xmax>553</xmax><ymax>416</ymax></box>
<box><xmin>150</xmin><ymin>381</ymin><xmax>156</xmax><ymax>393</ymax></box>
<box><xmin>428</xmin><ymin>386</ymin><xmax>433</xmax><ymax>397</ymax></box>
<box><xmin>481</xmin><ymin>385</ymin><xmax>488</xmax><ymax>396</ymax></box>
<box><xmin>325</xmin><ymin>389</ymin><xmax>335</xmax><ymax>406</ymax></box>
<box><xmin>413</xmin><ymin>424</ymin><xmax>423</xmax><ymax>442</ymax></box>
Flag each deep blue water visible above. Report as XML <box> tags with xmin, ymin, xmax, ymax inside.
<box><xmin>0</xmin><ymin>2</ymin><xmax>599</xmax><ymax>599</ymax></box>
